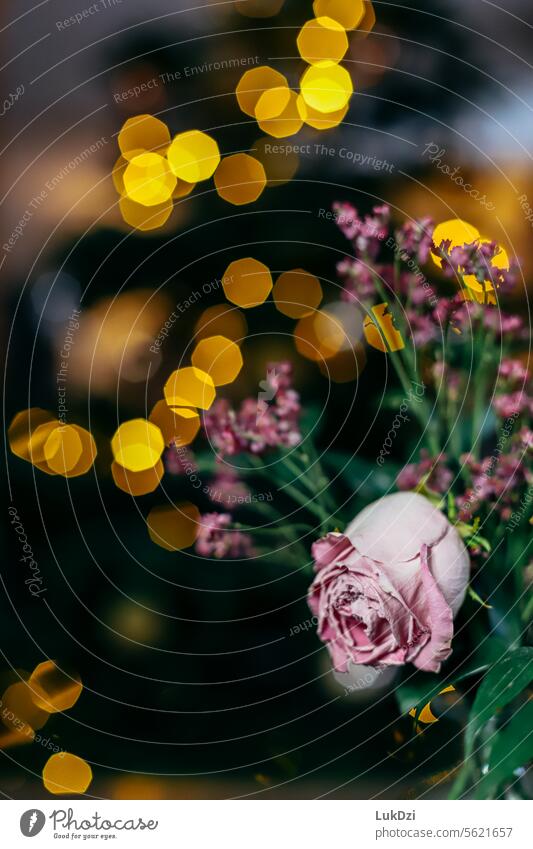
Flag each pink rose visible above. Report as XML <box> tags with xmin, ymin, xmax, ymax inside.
<box><xmin>308</xmin><ymin>492</ymin><xmax>470</xmax><ymax>674</ymax></box>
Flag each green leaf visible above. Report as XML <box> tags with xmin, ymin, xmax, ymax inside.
<box><xmin>396</xmin><ymin>637</ymin><xmax>507</xmax><ymax>720</ymax></box>
<box><xmin>450</xmin><ymin>647</ymin><xmax>533</xmax><ymax>798</ymax></box>
<box><xmin>473</xmin><ymin>699</ymin><xmax>533</xmax><ymax>799</ymax></box>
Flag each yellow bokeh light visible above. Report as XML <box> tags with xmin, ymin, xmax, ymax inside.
<box><xmin>10</xmin><ymin>413</ymin><xmax>97</xmax><ymax>478</ymax></box>
<box><xmin>118</xmin><ymin>114</ymin><xmax>171</xmax><ymax>159</ymax></box>
<box><xmin>119</xmin><ymin>196</ymin><xmax>173</xmax><ymax>231</ymax></box>
<box><xmin>214</xmin><ymin>153</ymin><xmax>267</xmax><ymax>205</ymax></box>
<box><xmin>147</xmin><ymin>502</ymin><xmax>200</xmax><ymax>551</ymax></box>
<box><xmin>194</xmin><ymin>305</ymin><xmax>248</xmax><ymax>344</ymax></box>
<box><xmin>43</xmin><ymin>426</ymin><xmax>83</xmax><ymax>475</ymax></box>
<box><xmin>356</xmin><ymin>1</ymin><xmax>376</xmax><ymax>38</ymax></box>
<box><xmin>63</xmin><ymin>426</ymin><xmax>97</xmax><ymax>477</ymax></box>
<box><xmin>318</xmin><ymin>343</ymin><xmax>367</xmax><ymax>382</ymax></box>
<box><xmin>273</xmin><ymin>269</ymin><xmax>323</xmax><ymax>318</ymax></box>
<box><xmin>43</xmin><ymin>752</ymin><xmax>93</xmax><ymax>795</ymax></box>
<box><xmin>164</xmin><ymin>367</ymin><xmax>215</xmax><ymax>410</ymax></box>
<box><xmin>431</xmin><ymin>218</ymin><xmax>481</xmax><ymax>267</ymax></box>
<box><xmin>257</xmin><ymin>90</ymin><xmax>306</xmax><ymax>139</ymax></box>
<box><xmin>167</xmin><ymin>130</ymin><xmax>221</xmax><ymax>183</ymax></box>
<box><xmin>29</xmin><ymin>661</ymin><xmax>82</xmax><ymax>714</ymax></box>
<box><xmin>149</xmin><ymin>400</ymin><xmax>201</xmax><ymax>445</ymax></box>
<box><xmin>254</xmin><ymin>85</ymin><xmax>291</xmax><ymax>121</ymax></box>
<box><xmin>463</xmin><ymin>238</ymin><xmax>509</xmax><ymax>294</ymax></box>
<box><xmin>111</xmin><ymin>419</ymin><xmax>165</xmax><ymax>472</ymax></box>
<box><xmin>8</xmin><ymin>408</ymin><xmax>54</xmax><ymax>463</ymax></box>
<box><xmin>363</xmin><ymin>303</ymin><xmax>405</xmax><ymax>352</ymax></box>
<box><xmin>300</xmin><ymin>64</ymin><xmax>353</xmax><ymax>113</ymax></box>
<box><xmin>123</xmin><ymin>152</ymin><xmax>176</xmax><ymax>206</ymax></box>
<box><xmin>297</xmin><ymin>17</ymin><xmax>349</xmax><ymax>67</ymax></box>
<box><xmin>252</xmin><ymin>136</ymin><xmax>299</xmax><ymax>186</ymax></box>
<box><xmin>294</xmin><ymin>313</ymin><xmax>338</xmax><ymax>361</ymax></box>
<box><xmin>0</xmin><ymin>725</ymin><xmax>34</xmax><ymax>749</ymax></box>
<box><xmin>234</xmin><ymin>0</ymin><xmax>285</xmax><ymax>17</ymax></box>
<box><xmin>1</xmin><ymin>682</ymin><xmax>49</xmax><ymax>734</ymax></box>
<box><xmin>223</xmin><ymin>258</ymin><xmax>273</xmax><ymax>308</ymax></box>
<box><xmin>111</xmin><ymin>459</ymin><xmax>164</xmax><ymax>496</ymax></box>
<box><xmin>313</xmin><ymin>0</ymin><xmax>365</xmax><ymax>30</ymax></box>
<box><xmin>295</xmin><ymin>306</ymin><xmax>362</xmax><ymax>361</ymax></box>
<box><xmin>236</xmin><ymin>66</ymin><xmax>289</xmax><ymax>117</ymax></box>
<box><xmin>28</xmin><ymin>420</ymin><xmax>62</xmax><ymax>472</ymax></box>
<box><xmin>112</xmin><ymin>155</ymin><xmax>128</xmax><ymax>195</ymax></box>
<box><xmin>173</xmin><ymin>178</ymin><xmax>196</xmax><ymax>199</ymax></box>
<box><xmin>192</xmin><ymin>335</ymin><xmax>243</xmax><ymax>386</ymax></box>
<box><xmin>298</xmin><ymin>96</ymin><xmax>348</xmax><ymax>130</ymax></box>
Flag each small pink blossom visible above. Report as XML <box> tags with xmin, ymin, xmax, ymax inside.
<box><xmin>397</xmin><ymin>451</ymin><xmax>453</xmax><ymax>494</ymax></box>
<box><xmin>195</xmin><ymin>513</ymin><xmax>254</xmax><ymax>559</ymax></box>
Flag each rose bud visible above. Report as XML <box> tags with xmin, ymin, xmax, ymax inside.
<box><xmin>308</xmin><ymin>492</ymin><xmax>470</xmax><ymax>673</ymax></box>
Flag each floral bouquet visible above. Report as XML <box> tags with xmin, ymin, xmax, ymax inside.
<box><xmin>187</xmin><ymin>205</ymin><xmax>532</xmax><ymax>799</ymax></box>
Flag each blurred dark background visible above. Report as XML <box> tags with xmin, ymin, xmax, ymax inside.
<box><xmin>2</xmin><ymin>0</ymin><xmax>532</xmax><ymax>798</ymax></box>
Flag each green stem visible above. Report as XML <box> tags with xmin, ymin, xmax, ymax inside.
<box><xmin>369</xmin><ymin>266</ymin><xmax>440</xmax><ymax>456</ymax></box>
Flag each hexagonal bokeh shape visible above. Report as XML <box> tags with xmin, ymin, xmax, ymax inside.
<box><xmin>1</xmin><ymin>682</ymin><xmax>49</xmax><ymax>734</ymax></box>
<box><xmin>27</xmin><ymin>420</ymin><xmax>62</xmax><ymax>475</ymax></box>
<box><xmin>313</xmin><ymin>0</ymin><xmax>366</xmax><ymax>29</ymax></box>
<box><xmin>63</xmin><ymin>426</ymin><xmax>97</xmax><ymax>477</ymax></box>
<box><xmin>118</xmin><ymin>114</ymin><xmax>171</xmax><ymax>159</ymax></box>
<box><xmin>257</xmin><ymin>90</ymin><xmax>305</xmax><ymax>139</ymax></box>
<box><xmin>43</xmin><ymin>753</ymin><xmax>93</xmax><ymax>795</ymax></box>
<box><xmin>111</xmin><ymin>459</ymin><xmax>164</xmax><ymax>496</ymax></box>
<box><xmin>214</xmin><ymin>154</ymin><xmax>267</xmax><ymax>206</ymax></box>
<box><xmin>164</xmin><ymin>367</ymin><xmax>215</xmax><ymax>410</ymax></box>
<box><xmin>254</xmin><ymin>86</ymin><xmax>291</xmax><ymax>121</ymax></box>
<box><xmin>8</xmin><ymin>408</ymin><xmax>54</xmax><ymax>462</ymax></box>
<box><xmin>297</xmin><ymin>17</ymin><xmax>349</xmax><ymax>67</ymax></box>
<box><xmin>298</xmin><ymin>96</ymin><xmax>348</xmax><ymax>130</ymax></box>
<box><xmin>236</xmin><ymin>66</ymin><xmax>289</xmax><ymax>117</ymax></box>
<box><xmin>223</xmin><ymin>258</ymin><xmax>273</xmax><ymax>309</ymax></box>
<box><xmin>149</xmin><ymin>400</ymin><xmax>201</xmax><ymax>445</ymax></box>
<box><xmin>192</xmin><ymin>335</ymin><xmax>243</xmax><ymax>386</ymax></box>
<box><xmin>28</xmin><ymin>661</ymin><xmax>82</xmax><ymax>714</ymax></box>
<box><xmin>194</xmin><ymin>305</ymin><xmax>248</xmax><ymax>344</ymax></box>
<box><xmin>147</xmin><ymin>502</ymin><xmax>200</xmax><ymax>551</ymax></box>
<box><xmin>123</xmin><ymin>152</ymin><xmax>176</xmax><ymax>206</ymax></box>
<box><xmin>300</xmin><ymin>64</ymin><xmax>353</xmax><ymax>113</ymax></box>
<box><xmin>43</xmin><ymin>425</ymin><xmax>83</xmax><ymax>475</ymax></box>
<box><xmin>119</xmin><ymin>196</ymin><xmax>173</xmax><ymax>231</ymax></box>
<box><xmin>273</xmin><ymin>269</ymin><xmax>323</xmax><ymax>318</ymax></box>
<box><xmin>167</xmin><ymin>130</ymin><xmax>220</xmax><ymax>182</ymax></box>
<box><xmin>111</xmin><ymin>419</ymin><xmax>165</xmax><ymax>472</ymax></box>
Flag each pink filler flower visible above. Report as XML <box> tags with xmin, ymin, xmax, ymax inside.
<box><xmin>308</xmin><ymin>492</ymin><xmax>470</xmax><ymax>674</ymax></box>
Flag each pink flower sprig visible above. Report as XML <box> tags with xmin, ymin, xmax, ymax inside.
<box><xmin>332</xmin><ymin>201</ymin><xmax>390</xmax><ymax>259</ymax></box>
<box><xmin>195</xmin><ymin>512</ymin><xmax>254</xmax><ymax>559</ymax></box>
<box><xmin>203</xmin><ymin>361</ymin><xmax>301</xmax><ymax>458</ymax></box>
<box><xmin>436</xmin><ymin>239</ymin><xmax>519</xmax><ymax>295</ymax></box>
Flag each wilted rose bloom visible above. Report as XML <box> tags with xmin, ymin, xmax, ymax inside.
<box><xmin>308</xmin><ymin>493</ymin><xmax>470</xmax><ymax>674</ymax></box>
